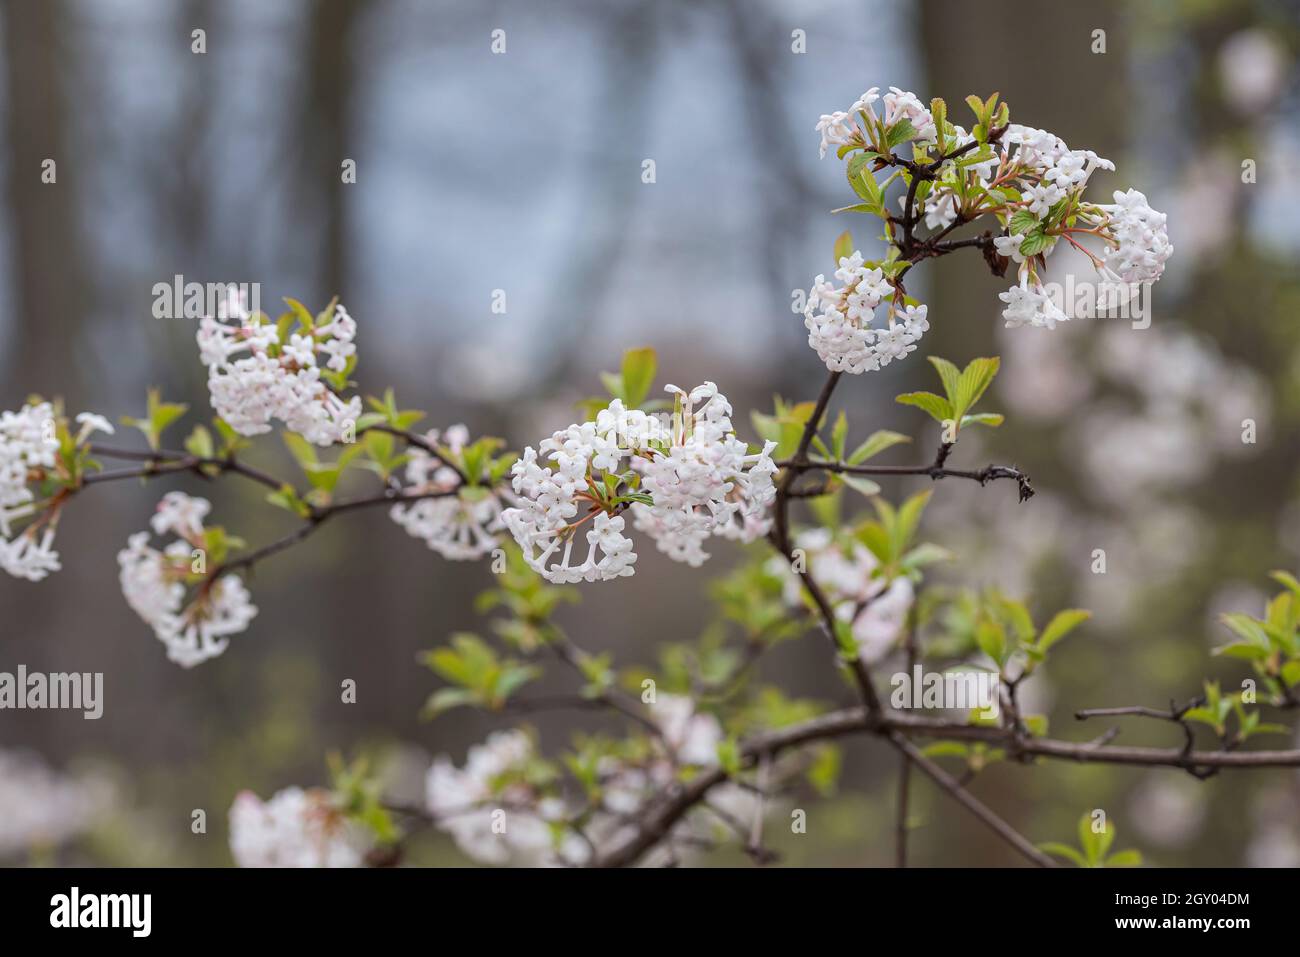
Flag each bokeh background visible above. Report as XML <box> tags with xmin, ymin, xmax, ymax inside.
<box><xmin>1</xmin><ymin>0</ymin><xmax>1299</xmax><ymax>866</ymax></box>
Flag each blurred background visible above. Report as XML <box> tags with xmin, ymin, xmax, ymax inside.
<box><xmin>1</xmin><ymin>0</ymin><xmax>1298</xmax><ymax>866</ymax></box>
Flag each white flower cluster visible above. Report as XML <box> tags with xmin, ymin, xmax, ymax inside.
<box><xmin>803</xmin><ymin>251</ymin><xmax>927</xmax><ymax>374</ymax></box>
<box><xmin>0</xmin><ymin>402</ymin><xmax>56</xmax><ymax>537</ymax></box>
<box><xmin>630</xmin><ymin>383</ymin><xmax>778</xmax><ymax>566</ymax></box>
<box><xmin>389</xmin><ymin>425</ymin><xmax>510</xmax><ymax>560</ymax></box>
<box><xmin>425</xmin><ymin>730</ymin><xmax>583</xmax><ymax>866</ymax></box>
<box><xmin>1</xmin><ymin>404</ymin><xmax>114</xmax><ymax>581</ymax></box>
<box><xmin>117</xmin><ymin>491</ymin><xmax>257</xmax><ymax>668</ymax></box>
<box><xmin>1095</xmin><ymin>188</ymin><xmax>1174</xmax><ymax>285</ymax></box>
<box><xmin>502</xmin><ymin>400</ymin><xmax>651</xmax><ymax>583</ymax></box>
<box><xmin>1</xmin><ymin>527</ymin><xmax>61</xmax><ymax>583</ymax></box>
<box><xmin>815</xmin><ymin>86</ymin><xmax>936</xmax><ymax>159</ymax></box>
<box><xmin>503</xmin><ymin>385</ymin><xmax>776</xmax><ymax>583</ymax></box>
<box><xmin>197</xmin><ymin>299</ymin><xmax>362</xmax><ymax>446</ymax></box>
<box><xmin>986</xmin><ymin>128</ymin><xmax>1168</xmax><ymax>329</ymax></box>
<box><xmin>816</xmin><ymin>88</ymin><xmax>1172</xmax><ymax>335</ymax></box>
<box><xmin>0</xmin><ymin>750</ymin><xmax>112</xmax><ymax>861</ymax></box>
<box><xmin>229</xmin><ymin>787</ymin><xmax>371</xmax><ymax>868</ymax></box>
<box><xmin>772</xmin><ymin>528</ymin><xmax>913</xmax><ymax>664</ymax></box>
<box><xmin>425</xmin><ymin>696</ymin><xmax>763</xmax><ymax>867</ymax></box>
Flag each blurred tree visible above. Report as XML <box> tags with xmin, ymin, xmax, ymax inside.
<box><xmin>2</xmin><ymin>0</ymin><xmax>85</xmax><ymax>396</ymax></box>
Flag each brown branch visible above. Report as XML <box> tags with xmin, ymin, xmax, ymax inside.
<box><xmin>592</xmin><ymin>703</ymin><xmax>1300</xmax><ymax>867</ymax></box>
<box><xmin>889</xmin><ymin>734</ymin><xmax>1056</xmax><ymax>867</ymax></box>
<box><xmin>85</xmin><ymin>445</ymin><xmax>288</xmax><ymax>494</ymax></box>
<box><xmin>781</xmin><ymin>454</ymin><xmax>1034</xmax><ymax>502</ymax></box>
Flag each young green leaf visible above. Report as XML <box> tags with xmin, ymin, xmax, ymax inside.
<box><xmin>895</xmin><ymin>391</ymin><xmax>953</xmax><ymax>424</ymax></box>
<box><xmin>620</xmin><ymin>347</ymin><xmax>657</xmax><ymax>408</ymax></box>
<box><xmin>847</xmin><ymin>430</ymin><xmax>910</xmax><ymax>465</ymax></box>
<box><xmin>832</xmin><ymin>230</ymin><xmax>854</xmax><ymax>266</ymax></box>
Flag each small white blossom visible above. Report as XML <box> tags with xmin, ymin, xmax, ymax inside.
<box><xmin>389</xmin><ymin>427</ymin><xmax>511</xmax><ymax>561</ymax></box>
<box><xmin>802</xmin><ymin>254</ymin><xmax>926</xmax><ymax>374</ymax></box>
<box><xmin>815</xmin><ymin>111</ymin><xmax>857</xmax><ymax>159</ymax></box>
<box><xmin>652</xmin><ymin>693</ymin><xmax>723</xmax><ymax>766</ymax></box>
<box><xmin>815</xmin><ymin>84</ymin><xmax>933</xmax><ymax>157</ymax></box>
<box><xmin>999</xmin><ymin>280</ymin><xmax>1069</xmax><ymax>330</ymax></box>
<box><xmin>198</xmin><ymin>303</ymin><xmax>362</xmax><ymax>446</ymax></box>
<box><xmin>151</xmin><ymin>489</ymin><xmax>211</xmax><ymax>540</ymax></box>
<box><xmin>1096</xmin><ymin>188</ymin><xmax>1173</xmax><ymax>285</ymax></box>
<box><xmin>0</xmin><ymin>529</ymin><xmax>61</xmax><ymax>582</ymax></box>
<box><xmin>230</xmin><ymin>788</ymin><xmax>370</xmax><ymax>868</ymax></box>
<box><xmin>0</xmin><ymin>402</ymin><xmax>58</xmax><ymax>539</ymax></box>
<box><xmin>0</xmin><ymin>751</ymin><xmax>111</xmax><ymax>860</ymax></box>
<box><xmin>118</xmin><ymin>493</ymin><xmax>257</xmax><ymax>667</ymax></box>
<box><xmin>73</xmin><ymin>412</ymin><xmax>114</xmax><ymax>443</ymax></box>
<box><xmin>425</xmin><ymin>730</ymin><xmax>572</xmax><ymax>866</ymax></box>
<box><xmin>994</xmin><ymin>232</ymin><xmax>1028</xmax><ymax>264</ymax></box>
<box><xmin>772</xmin><ymin>529</ymin><xmax>912</xmax><ymax>664</ymax></box>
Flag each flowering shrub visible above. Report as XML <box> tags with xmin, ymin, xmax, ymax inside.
<box><xmin>3</xmin><ymin>87</ymin><xmax>1294</xmax><ymax>869</ymax></box>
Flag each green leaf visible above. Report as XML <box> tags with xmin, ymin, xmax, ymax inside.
<box><xmin>122</xmin><ymin>388</ymin><xmax>189</xmax><ymax>450</ymax></box>
<box><xmin>1212</xmin><ymin>642</ymin><xmax>1270</xmax><ymax>661</ymax></box>
<box><xmin>1039</xmin><ymin>842</ymin><xmax>1087</xmax><ymax>868</ymax></box>
<box><xmin>1037</xmin><ymin>609</ymin><xmax>1091</xmax><ymax>654</ymax></box>
<box><xmin>960</xmin><ymin>412</ymin><xmax>1004</xmax><ymax>429</ymax></box>
<box><xmin>1079</xmin><ymin>813</ymin><xmax>1113</xmax><ymax>866</ymax></box>
<box><xmin>830</xmin><ymin>411</ymin><xmax>849</xmax><ymax>461</ymax></box>
<box><xmin>282</xmin><ymin>432</ymin><xmax>319</xmax><ymax>468</ymax></box>
<box><xmin>885</xmin><ymin>118</ymin><xmax>917</xmax><ymax>149</ymax></box>
<box><xmin>364</xmin><ymin>430</ymin><xmax>395</xmax><ymax>466</ymax></box>
<box><xmin>1249</xmin><ymin>722</ymin><xmax>1291</xmax><ymax>737</ymax></box>
<box><xmin>841</xmin><ymin>474</ymin><xmax>881</xmax><ymax>498</ymax></box>
<box><xmin>975</xmin><ymin>620</ymin><xmax>1007</xmax><ymax>666</ymax></box>
<box><xmin>901</xmin><ymin>542</ymin><xmax>953</xmax><ymax>573</ymax></box>
<box><xmin>265</xmin><ymin>484</ymin><xmax>311</xmax><ymax>518</ymax></box>
<box><xmin>895</xmin><ymin>391</ymin><xmax>953</xmax><ymax>424</ymax></box>
<box><xmin>929</xmin><ymin>97</ymin><xmax>947</xmax><ymax>153</ymax></box>
<box><xmin>620</xmin><ymin>347</ymin><xmax>657</xmax><ymax>408</ymax></box>
<box><xmin>847</xmin><ymin>430</ymin><xmax>910</xmax><ymax>465</ymax></box>
<box><xmin>184</xmin><ymin>425</ymin><xmax>214</xmax><ymax>460</ymax></box>
<box><xmin>1009</xmin><ymin>210</ymin><xmax>1038</xmax><ymax>235</ymax></box>
<box><xmin>716</xmin><ymin>737</ymin><xmax>741</xmax><ymax>776</ymax></box>
<box><xmin>421</xmin><ymin>687</ymin><xmax>480</xmax><ymax>719</ymax></box>
<box><xmin>1269</xmin><ymin>570</ymin><xmax>1300</xmax><ymax>595</ymax></box>
<box><xmin>953</xmin><ymin>357</ymin><xmax>1000</xmax><ymax>418</ymax></box>
<box><xmin>750</xmin><ymin>411</ymin><xmax>781</xmax><ymax>445</ymax></box>
<box><xmin>806</xmin><ymin>745</ymin><xmax>841</xmax><ymax>797</ymax></box>
<box><xmin>927</xmin><ymin>356</ymin><xmax>963</xmax><ymax>403</ymax></box>
<box><xmin>893</xmin><ymin>490</ymin><xmax>931</xmax><ymax>557</ymax></box>
<box><xmin>599</xmin><ymin>372</ymin><xmax>623</xmax><ymax>400</ymax></box>
<box><xmin>1021</xmin><ymin>714</ymin><xmax>1049</xmax><ymax>737</ymax></box>
<box><xmin>1180</xmin><ymin>706</ymin><xmax>1221</xmax><ymax>730</ymax></box>
<box><xmin>846</xmin><ymin>153</ymin><xmax>883</xmax><ymax>209</ymax></box>
<box><xmin>493</xmin><ymin>664</ymin><xmax>541</xmax><ymax>706</ymax></box>
<box><xmin>1218</xmin><ymin>613</ymin><xmax>1271</xmax><ymax>649</ymax></box>
<box><xmin>991</xmin><ymin>594</ymin><xmax>1034</xmax><ymax>646</ymax></box>
<box><xmin>774</xmin><ymin>401</ymin><xmax>817</xmax><ymax>461</ymax></box>
<box><xmin>1104</xmin><ymin>849</ymin><xmax>1143</xmax><ymax>868</ymax></box>
<box><xmin>832</xmin><ymin>230</ymin><xmax>854</xmax><ymax>266</ymax></box>
<box><xmin>283</xmin><ymin>297</ymin><xmax>316</xmax><ymax>332</ymax></box>
<box><xmin>1019</xmin><ymin>231</ymin><xmax>1053</xmax><ymax>257</ymax></box>
<box><xmin>920</xmin><ymin>741</ymin><xmax>969</xmax><ymax>759</ymax></box>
